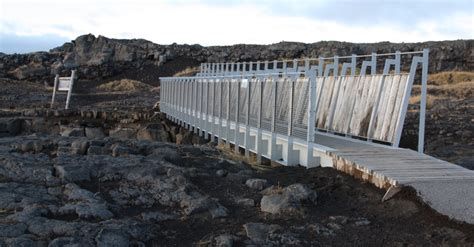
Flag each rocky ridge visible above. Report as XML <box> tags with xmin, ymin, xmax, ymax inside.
<box><xmin>1</xmin><ymin>34</ymin><xmax>472</xmax><ymax>83</ymax></box>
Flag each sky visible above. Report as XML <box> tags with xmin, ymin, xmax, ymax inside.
<box><xmin>0</xmin><ymin>0</ymin><xmax>473</xmax><ymax>54</ymax></box>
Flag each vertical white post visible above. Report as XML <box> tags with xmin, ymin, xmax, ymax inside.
<box><xmin>180</xmin><ymin>79</ymin><xmax>184</xmax><ymax>126</ymax></box>
<box><xmin>210</xmin><ymin>79</ymin><xmax>216</xmax><ymax>142</ymax></box>
<box><xmin>395</xmin><ymin>51</ymin><xmax>401</xmax><ymax>74</ymax></box>
<box><xmin>286</xmin><ymin>75</ymin><xmax>295</xmax><ymax>165</ymax></box>
<box><xmin>218</xmin><ymin>77</ymin><xmax>224</xmax><ymax>145</ymax></box>
<box><xmin>318</xmin><ymin>57</ymin><xmax>324</xmax><ymax>77</ymax></box>
<box><xmin>256</xmin><ymin>77</ymin><xmax>263</xmax><ymax>162</ymax></box>
<box><xmin>244</xmin><ymin>78</ymin><xmax>251</xmax><ymax>158</ymax></box>
<box><xmin>204</xmin><ymin>78</ymin><xmax>209</xmax><ymax>140</ymax></box>
<box><xmin>326</xmin><ymin>56</ymin><xmax>339</xmax><ymax>129</ymax></box>
<box><xmin>226</xmin><ymin>77</ymin><xmax>232</xmax><ymax>148</ymax></box>
<box><xmin>65</xmin><ymin>70</ymin><xmax>76</xmax><ymax>110</ymax></box>
<box><xmin>371</xmin><ymin>53</ymin><xmax>377</xmax><ymax>75</ymax></box>
<box><xmin>306</xmin><ymin>58</ymin><xmax>317</xmax><ymax>167</ymax></box>
<box><xmin>194</xmin><ymin>78</ymin><xmax>199</xmax><ymax>133</ymax></box>
<box><xmin>186</xmin><ymin>78</ymin><xmax>191</xmax><ymax>129</ymax></box>
<box><xmin>418</xmin><ymin>48</ymin><xmax>429</xmax><ymax>153</ymax></box>
<box><xmin>234</xmin><ymin>78</ymin><xmax>241</xmax><ymax>152</ymax></box>
<box><xmin>51</xmin><ymin>74</ymin><xmax>59</xmax><ymax>108</ymax></box>
<box><xmin>351</xmin><ymin>54</ymin><xmax>356</xmax><ymax>76</ymax></box>
<box><xmin>270</xmin><ymin>60</ymin><xmax>278</xmax><ymax>161</ymax></box>
<box><xmin>199</xmin><ymin>78</ymin><xmax>204</xmax><ymax>136</ymax></box>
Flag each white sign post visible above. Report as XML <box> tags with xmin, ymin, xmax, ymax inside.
<box><xmin>51</xmin><ymin>70</ymin><xmax>76</xmax><ymax>109</ymax></box>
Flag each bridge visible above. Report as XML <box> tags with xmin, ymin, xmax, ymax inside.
<box><xmin>159</xmin><ymin>49</ymin><xmax>474</xmax><ymax>224</ymax></box>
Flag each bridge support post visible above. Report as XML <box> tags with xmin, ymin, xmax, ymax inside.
<box><xmin>418</xmin><ymin>48</ymin><xmax>429</xmax><ymax>153</ymax></box>
<box><xmin>286</xmin><ymin>75</ymin><xmax>297</xmax><ymax>166</ymax></box>
<box><xmin>306</xmin><ymin>59</ymin><xmax>318</xmax><ymax>167</ymax></box>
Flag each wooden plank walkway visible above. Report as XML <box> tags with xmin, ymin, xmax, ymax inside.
<box><xmin>313</xmin><ymin>132</ymin><xmax>474</xmax><ymax>224</ymax></box>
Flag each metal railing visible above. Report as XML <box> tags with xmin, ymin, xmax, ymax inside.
<box><xmin>160</xmin><ymin>49</ymin><xmax>429</xmax><ymax>167</ymax></box>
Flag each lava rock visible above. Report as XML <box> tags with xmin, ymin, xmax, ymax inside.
<box><xmin>85</xmin><ymin>127</ymin><xmax>106</xmax><ymax>139</ymax></box>
<box><xmin>60</xmin><ymin>126</ymin><xmax>85</xmax><ymax>137</ymax></box>
<box><xmin>260</xmin><ymin>183</ymin><xmax>317</xmax><ymax>214</ymax></box>
<box><xmin>245</xmin><ymin>178</ymin><xmax>268</xmax><ymax>190</ymax></box>
<box><xmin>109</xmin><ymin>127</ymin><xmax>137</xmax><ymax>139</ymax></box>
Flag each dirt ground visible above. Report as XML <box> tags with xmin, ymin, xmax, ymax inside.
<box><xmin>0</xmin><ymin>76</ymin><xmax>473</xmax><ymax>246</ymax></box>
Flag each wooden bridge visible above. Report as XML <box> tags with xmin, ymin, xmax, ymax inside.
<box><xmin>159</xmin><ymin>50</ymin><xmax>474</xmax><ymax>224</ymax></box>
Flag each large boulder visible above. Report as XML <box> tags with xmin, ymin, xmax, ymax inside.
<box><xmin>260</xmin><ymin>183</ymin><xmax>317</xmax><ymax>214</ymax></box>
<box><xmin>109</xmin><ymin>127</ymin><xmax>137</xmax><ymax>139</ymax></box>
<box><xmin>136</xmin><ymin>124</ymin><xmax>169</xmax><ymax>142</ymax></box>
<box><xmin>8</xmin><ymin>62</ymin><xmax>48</xmax><ymax>80</ymax></box>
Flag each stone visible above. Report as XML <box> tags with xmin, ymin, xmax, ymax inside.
<box><xmin>60</xmin><ymin>126</ymin><xmax>85</xmax><ymax>137</ymax></box>
<box><xmin>216</xmin><ymin>169</ymin><xmax>228</xmax><ymax>177</ymax></box>
<box><xmin>354</xmin><ymin>218</ymin><xmax>371</xmax><ymax>226</ymax></box>
<box><xmin>141</xmin><ymin>211</ymin><xmax>178</xmax><ymax>222</ymax></box>
<box><xmin>329</xmin><ymin>216</ymin><xmax>349</xmax><ymax>224</ymax></box>
<box><xmin>0</xmin><ymin>223</ymin><xmax>27</xmax><ymax>237</ymax></box>
<box><xmin>327</xmin><ymin>222</ymin><xmax>342</xmax><ymax>230</ymax></box>
<box><xmin>214</xmin><ymin>234</ymin><xmax>235</xmax><ymax>247</ymax></box>
<box><xmin>136</xmin><ymin>124</ymin><xmax>169</xmax><ymax>142</ymax></box>
<box><xmin>112</xmin><ymin>145</ymin><xmax>133</xmax><ymax>157</ymax></box>
<box><xmin>48</xmin><ymin>237</ymin><xmax>94</xmax><ymax>247</ymax></box>
<box><xmin>71</xmin><ymin>139</ymin><xmax>90</xmax><ymax>155</ymax></box>
<box><xmin>245</xmin><ymin>178</ymin><xmax>268</xmax><ymax>190</ymax></box>
<box><xmin>87</xmin><ymin>145</ymin><xmax>109</xmax><ymax>155</ymax></box>
<box><xmin>9</xmin><ymin>62</ymin><xmax>47</xmax><ymax>80</ymax></box>
<box><xmin>180</xmin><ymin>196</ymin><xmax>228</xmax><ymax>218</ymax></box>
<box><xmin>236</xmin><ymin>198</ymin><xmax>255</xmax><ymax>207</ymax></box>
<box><xmin>55</xmin><ymin>164</ymin><xmax>91</xmax><ymax>182</ymax></box>
<box><xmin>109</xmin><ymin>127</ymin><xmax>137</xmax><ymax>139</ymax></box>
<box><xmin>95</xmin><ymin>229</ymin><xmax>129</xmax><ymax>247</ymax></box>
<box><xmin>85</xmin><ymin>127</ymin><xmax>106</xmax><ymax>139</ymax></box>
<box><xmin>260</xmin><ymin>183</ymin><xmax>317</xmax><ymax>214</ymax></box>
<box><xmin>6</xmin><ymin>237</ymin><xmax>38</xmax><ymax>247</ymax></box>
<box><xmin>243</xmin><ymin>223</ymin><xmax>280</xmax><ymax>243</ymax></box>
<box><xmin>175</xmin><ymin>133</ymin><xmax>192</xmax><ymax>145</ymax></box>
<box><xmin>0</xmin><ymin>118</ymin><xmax>23</xmax><ymax>136</ymax></box>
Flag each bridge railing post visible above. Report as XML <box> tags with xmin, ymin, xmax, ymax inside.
<box><xmin>270</xmin><ymin>60</ymin><xmax>278</xmax><ymax>161</ymax></box>
<box><xmin>418</xmin><ymin>48</ymin><xmax>429</xmax><ymax>153</ymax></box>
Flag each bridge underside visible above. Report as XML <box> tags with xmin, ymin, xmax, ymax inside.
<box><xmin>166</xmin><ymin>113</ymin><xmax>474</xmax><ymax>224</ymax></box>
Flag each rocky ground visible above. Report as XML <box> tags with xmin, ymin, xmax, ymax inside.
<box><xmin>0</xmin><ymin>76</ymin><xmax>473</xmax><ymax>246</ymax></box>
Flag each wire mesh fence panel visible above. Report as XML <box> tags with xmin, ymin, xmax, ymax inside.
<box><xmin>221</xmin><ymin>79</ymin><xmax>229</xmax><ymax>122</ymax></box>
<box><xmin>228</xmin><ymin>79</ymin><xmax>237</xmax><ymax>122</ymax></box>
<box><xmin>261</xmin><ymin>78</ymin><xmax>273</xmax><ymax>131</ymax></box>
<box><xmin>238</xmin><ymin>79</ymin><xmax>249</xmax><ymax>124</ymax></box>
<box><xmin>292</xmin><ymin>77</ymin><xmax>310</xmax><ymax>139</ymax></box>
<box><xmin>275</xmin><ymin>77</ymin><xmax>290</xmax><ymax>135</ymax></box>
<box><xmin>249</xmin><ymin>78</ymin><xmax>260</xmax><ymax>128</ymax></box>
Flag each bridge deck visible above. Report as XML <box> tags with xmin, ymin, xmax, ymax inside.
<box><xmin>314</xmin><ymin>132</ymin><xmax>474</xmax><ymax>224</ymax></box>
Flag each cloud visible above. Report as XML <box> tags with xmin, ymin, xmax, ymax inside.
<box><xmin>0</xmin><ymin>32</ymin><xmax>69</xmax><ymax>54</ymax></box>
<box><xmin>0</xmin><ymin>0</ymin><xmax>472</xmax><ymax>53</ymax></box>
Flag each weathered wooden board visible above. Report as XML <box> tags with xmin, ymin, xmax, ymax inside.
<box><xmin>315</xmin><ymin>76</ymin><xmax>338</xmax><ymax>129</ymax></box>
<box><xmin>347</xmin><ymin>75</ymin><xmax>381</xmax><ymax>137</ymax></box>
<box><xmin>370</xmin><ymin>74</ymin><xmax>410</xmax><ymax>142</ymax></box>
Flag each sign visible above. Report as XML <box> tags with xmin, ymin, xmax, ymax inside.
<box><xmin>58</xmin><ymin>77</ymin><xmax>72</xmax><ymax>91</ymax></box>
<box><xmin>51</xmin><ymin>70</ymin><xmax>76</xmax><ymax>110</ymax></box>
